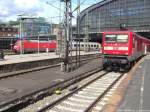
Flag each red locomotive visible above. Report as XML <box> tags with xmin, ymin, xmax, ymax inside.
<box><xmin>102</xmin><ymin>31</ymin><xmax>150</xmax><ymax>71</ymax></box>
<box><xmin>13</xmin><ymin>39</ymin><xmax>56</xmax><ymax>53</ymax></box>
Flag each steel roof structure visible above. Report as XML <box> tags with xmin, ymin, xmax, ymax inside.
<box><xmin>79</xmin><ymin>0</ymin><xmax>150</xmax><ymax>36</ymax></box>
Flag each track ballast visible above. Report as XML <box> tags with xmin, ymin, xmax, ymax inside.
<box><xmin>19</xmin><ymin>71</ymin><xmax>125</xmax><ymax>112</ymax></box>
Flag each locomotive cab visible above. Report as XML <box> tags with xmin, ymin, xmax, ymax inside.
<box><xmin>102</xmin><ymin>31</ymin><xmax>150</xmax><ymax>71</ymax></box>
<box><xmin>102</xmin><ymin>31</ymin><xmax>132</xmax><ymax>71</ymax></box>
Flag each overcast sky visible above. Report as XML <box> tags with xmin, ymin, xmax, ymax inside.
<box><xmin>0</xmin><ymin>0</ymin><xmax>101</xmax><ymax>24</ymax></box>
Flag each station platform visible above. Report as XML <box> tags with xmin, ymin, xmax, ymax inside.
<box><xmin>0</xmin><ymin>51</ymin><xmax>100</xmax><ymax>74</ymax></box>
<box><xmin>0</xmin><ymin>58</ymin><xmax>102</xmax><ymax>108</ymax></box>
<box><xmin>118</xmin><ymin>55</ymin><xmax>150</xmax><ymax>112</ymax></box>
<box><xmin>0</xmin><ymin>51</ymin><xmax>99</xmax><ymax>65</ymax></box>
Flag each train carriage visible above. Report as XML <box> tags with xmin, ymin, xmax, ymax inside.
<box><xmin>102</xmin><ymin>31</ymin><xmax>150</xmax><ymax>71</ymax></box>
<box><xmin>13</xmin><ymin>39</ymin><xmax>101</xmax><ymax>53</ymax></box>
<box><xmin>13</xmin><ymin>39</ymin><xmax>56</xmax><ymax>53</ymax></box>
<box><xmin>72</xmin><ymin>42</ymin><xmax>101</xmax><ymax>51</ymax></box>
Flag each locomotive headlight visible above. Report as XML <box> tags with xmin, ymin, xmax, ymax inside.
<box><xmin>118</xmin><ymin>47</ymin><xmax>128</xmax><ymax>50</ymax></box>
<box><xmin>104</xmin><ymin>46</ymin><xmax>113</xmax><ymax>50</ymax></box>
<box><xmin>14</xmin><ymin>46</ymin><xmax>19</xmax><ymax>48</ymax></box>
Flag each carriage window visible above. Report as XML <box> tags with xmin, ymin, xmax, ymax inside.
<box><xmin>117</xmin><ymin>35</ymin><xmax>128</xmax><ymax>42</ymax></box>
<box><xmin>94</xmin><ymin>45</ymin><xmax>96</xmax><ymax>47</ymax></box>
<box><xmin>91</xmin><ymin>45</ymin><xmax>93</xmax><ymax>47</ymax></box>
<box><xmin>105</xmin><ymin>35</ymin><xmax>116</xmax><ymax>42</ymax></box>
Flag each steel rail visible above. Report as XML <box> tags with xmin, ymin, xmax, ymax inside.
<box><xmin>37</xmin><ymin>71</ymin><xmax>109</xmax><ymax>112</ymax></box>
<box><xmin>37</xmin><ymin>72</ymin><xmax>124</xmax><ymax>112</ymax></box>
<box><xmin>86</xmin><ymin>72</ymin><xmax>124</xmax><ymax>112</ymax></box>
<box><xmin>0</xmin><ymin>64</ymin><xmax>102</xmax><ymax>112</ymax></box>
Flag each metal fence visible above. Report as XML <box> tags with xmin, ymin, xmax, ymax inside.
<box><xmin>0</xmin><ymin>38</ymin><xmax>17</xmax><ymax>50</ymax></box>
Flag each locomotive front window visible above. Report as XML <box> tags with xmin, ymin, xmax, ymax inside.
<box><xmin>105</xmin><ymin>35</ymin><xmax>116</xmax><ymax>42</ymax></box>
<box><xmin>117</xmin><ymin>35</ymin><xmax>128</xmax><ymax>42</ymax></box>
<box><xmin>105</xmin><ymin>34</ymin><xmax>128</xmax><ymax>43</ymax></box>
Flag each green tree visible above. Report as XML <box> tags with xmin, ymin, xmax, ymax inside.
<box><xmin>9</xmin><ymin>20</ymin><xmax>19</xmax><ymax>26</ymax></box>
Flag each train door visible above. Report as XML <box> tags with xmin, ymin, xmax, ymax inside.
<box><xmin>133</xmin><ymin>35</ymin><xmax>137</xmax><ymax>54</ymax></box>
<box><xmin>135</xmin><ymin>39</ymin><xmax>138</xmax><ymax>52</ymax></box>
<box><xmin>144</xmin><ymin>44</ymin><xmax>147</xmax><ymax>54</ymax></box>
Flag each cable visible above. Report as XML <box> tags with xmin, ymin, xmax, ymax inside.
<box><xmin>72</xmin><ymin>0</ymin><xmax>96</xmax><ymax>13</ymax></box>
<box><xmin>80</xmin><ymin>0</ymin><xmax>88</xmax><ymax>6</ymax></box>
<box><xmin>46</xmin><ymin>1</ymin><xmax>61</xmax><ymax>11</ymax></box>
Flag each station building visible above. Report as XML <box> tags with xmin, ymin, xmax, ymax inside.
<box><xmin>21</xmin><ymin>18</ymin><xmax>51</xmax><ymax>37</ymax></box>
<box><xmin>79</xmin><ymin>0</ymin><xmax>150</xmax><ymax>42</ymax></box>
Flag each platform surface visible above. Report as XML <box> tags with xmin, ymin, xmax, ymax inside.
<box><xmin>0</xmin><ymin>51</ymin><xmax>99</xmax><ymax>65</ymax></box>
<box><xmin>118</xmin><ymin>55</ymin><xmax>150</xmax><ymax>112</ymax></box>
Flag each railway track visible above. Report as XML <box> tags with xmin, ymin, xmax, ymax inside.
<box><xmin>19</xmin><ymin>71</ymin><xmax>127</xmax><ymax>112</ymax></box>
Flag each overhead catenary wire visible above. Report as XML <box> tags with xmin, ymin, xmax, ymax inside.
<box><xmin>46</xmin><ymin>0</ymin><xmax>99</xmax><ymax>20</ymax></box>
<box><xmin>46</xmin><ymin>1</ymin><xmax>62</xmax><ymax>11</ymax></box>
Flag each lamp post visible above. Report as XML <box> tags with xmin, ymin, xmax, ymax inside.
<box><xmin>38</xmin><ymin>32</ymin><xmax>40</xmax><ymax>54</ymax></box>
<box><xmin>18</xmin><ymin>14</ymin><xmax>23</xmax><ymax>55</ymax></box>
<box><xmin>76</xmin><ymin>0</ymin><xmax>80</xmax><ymax>66</ymax></box>
<box><xmin>50</xmin><ymin>17</ymin><xmax>53</xmax><ymax>35</ymax></box>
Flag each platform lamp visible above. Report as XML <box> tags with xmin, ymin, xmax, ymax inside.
<box><xmin>18</xmin><ymin>14</ymin><xmax>23</xmax><ymax>56</ymax></box>
<box><xmin>38</xmin><ymin>32</ymin><xmax>40</xmax><ymax>54</ymax></box>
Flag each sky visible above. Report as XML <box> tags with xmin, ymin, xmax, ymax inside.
<box><xmin>0</xmin><ymin>0</ymin><xmax>102</xmax><ymax>24</ymax></box>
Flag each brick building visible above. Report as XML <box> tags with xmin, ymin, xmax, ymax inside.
<box><xmin>0</xmin><ymin>27</ymin><xmax>18</xmax><ymax>49</ymax></box>
<box><xmin>0</xmin><ymin>27</ymin><xmax>17</xmax><ymax>38</ymax></box>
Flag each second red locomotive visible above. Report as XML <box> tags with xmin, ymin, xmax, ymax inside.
<box><xmin>13</xmin><ymin>39</ymin><xmax>56</xmax><ymax>53</ymax></box>
<box><xmin>102</xmin><ymin>31</ymin><xmax>150</xmax><ymax>71</ymax></box>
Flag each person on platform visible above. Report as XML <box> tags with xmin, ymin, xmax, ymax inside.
<box><xmin>0</xmin><ymin>49</ymin><xmax>4</xmax><ymax>60</ymax></box>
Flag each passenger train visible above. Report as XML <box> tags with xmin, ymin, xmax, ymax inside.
<box><xmin>13</xmin><ymin>39</ymin><xmax>56</xmax><ymax>53</ymax></box>
<box><xmin>72</xmin><ymin>42</ymin><xmax>101</xmax><ymax>51</ymax></box>
<box><xmin>13</xmin><ymin>39</ymin><xmax>101</xmax><ymax>53</ymax></box>
<box><xmin>102</xmin><ymin>31</ymin><xmax>150</xmax><ymax>71</ymax></box>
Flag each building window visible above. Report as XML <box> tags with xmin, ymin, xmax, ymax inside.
<box><xmin>8</xmin><ymin>34</ymin><xmax>11</xmax><ymax>36</ymax></box>
<box><xmin>8</xmin><ymin>28</ymin><xmax>11</xmax><ymax>31</ymax></box>
<box><xmin>13</xmin><ymin>29</ymin><xmax>16</xmax><ymax>32</ymax></box>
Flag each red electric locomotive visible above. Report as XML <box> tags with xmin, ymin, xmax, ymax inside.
<box><xmin>13</xmin><ymin>39</ymin><xmax>56</xmax><ymax>53</ymax></box>
<box><xmin>102</xmin><ymin>31</ymin><xmax>150</xmax><ymax>71</ymax></box>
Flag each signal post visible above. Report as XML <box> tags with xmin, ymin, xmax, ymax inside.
<box><xmin>60</xmin><ymin>0</ymin><xmax>73</xmax><ymax>72</ymax></box>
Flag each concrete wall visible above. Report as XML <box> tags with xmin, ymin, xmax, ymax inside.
<box><xmin>0</xmin><ymin>53</ymin><xmax>100</xmax><ymax>74</ymax></box>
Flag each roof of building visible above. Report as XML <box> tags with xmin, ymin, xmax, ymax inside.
<box><xmin>80</xmin><ymin>0</ymin><xmax>114</xmax><ymax>19</ymax></box>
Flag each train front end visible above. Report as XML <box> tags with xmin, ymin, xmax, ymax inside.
<box><xmin>102</xmin><ymin>31</ymin><xmax>132</xmax><ymax>71</ymax></box>
<box><xmin>13</xmin><ymin>40</ymin><xmax>22</xmax><ymax>53</ymax></box>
